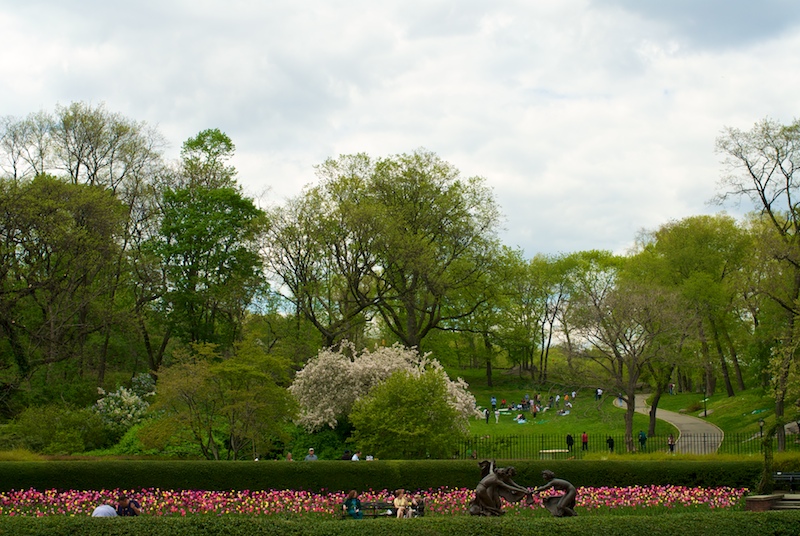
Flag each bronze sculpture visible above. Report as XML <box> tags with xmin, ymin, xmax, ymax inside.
<box><xmin>468</xmin><ymin>460</ymin><xmax>532</xmax><ymax>516</ymax></box>
<box><xmin>533</xmin><ymin>469</ymin><xmax>577</xmax><ymax>517</ymax></box>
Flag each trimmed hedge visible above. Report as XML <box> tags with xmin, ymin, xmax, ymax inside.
<box><xmin>0</xmin><ymin>459</ymin><xmax>761</xmax><ymax>492</ymax></box>
<box><xmin>2</xmin><ymin>512</ymin><xmax>800</xmax><ymax>536</ymax></box>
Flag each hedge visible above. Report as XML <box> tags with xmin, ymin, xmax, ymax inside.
<box><xmin>0</xmin><ymin>459</ymin><xmax>762</xmax><ymax>492</ymax></box>
<box><xmin>2</xmin><ymin>512</ymin><xmax>800</xmax><ymax>536</ymax></box>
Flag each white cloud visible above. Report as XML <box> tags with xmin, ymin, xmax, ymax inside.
<box><xmin>1</xmin><ymin>0</ymin><xmax>799</xmax><ymax>255</ymax></box>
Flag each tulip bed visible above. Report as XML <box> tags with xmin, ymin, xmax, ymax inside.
<box><xmin>0</xmin><ymin>485</ymin><xmax>747</xmax><ymax>518</ymax></box>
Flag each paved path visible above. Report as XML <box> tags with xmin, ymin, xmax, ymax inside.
<box><xmin>632</xmin><ymin>394</ymin><xmax>724</xmax><ymax>454</ymax></box>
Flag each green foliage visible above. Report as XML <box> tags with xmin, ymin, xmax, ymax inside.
<box><xmin>350</xmin><ymin>369</ymin><xmax>467</xmax><ymax>459</ymax></box>
<box><xmin>181</xmin><ymin>128</ymin><xmax>237</xmax><ymax>188</ymax></box>
<box><xmin>287</xmin><ymin>422</ymin><xmax>353</xmax><ymax>462</ymax></box>
<box><xmin>0</xmin><ymin>449</ymin><xmax>43</xmax><ymax>461</ymax></box>
<box><xmin>0</xmin><ymin>459</ymin><xmax>764</xmax><ymax>493</ymax></box>
<box><xmin>5</xmin><ymin>513</ymin><xmax>800</xmax><ymax>536</ymax></box>
<box><xmin>153</xmin><ymin>185</ymin><xmax>267</xmax><ymax>347</ymax></box>
<box><xmin>9</xmin><ymin>405</ymin><xmax>110</xmax><ymax>454</ymax></box>
<box><xmin>154</xmin><ymin>340</ymin><xmax>295</xmax><ymax>460</ymax></box>
<box><xmin>93</xmin><ymin>382</ymin><xmax>152</xmax><ymax>439</ymax></box>
<box><xmin>0</xmin><ymin>175</ymin><xmax>126</xmax><ymax>392</ymax></box>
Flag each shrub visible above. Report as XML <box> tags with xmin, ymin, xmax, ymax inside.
<box><xmin>3</xmin><ymin>512</ymin><xmax>800</xmax><ymax>536</ymax></box>
<box><xmin>10</xmin><ymin>405</ymin><xmax>110</xmax><ymax>454</ymax></box>
<box><xmin>0</xmin><ymin>459</ymin><xmax>762</xmax><ymax>493</ymax></box>
<box><xmin>350</xmin><ymin>369</ymin><xmax>466</xmax><ymax>459</ymax></box>
<box><xmin>289</xmin><ymin>343</ymin><xmax>477</xmax><ymax>433</ymax></box>
<box><xmin>93</xmin><ymin>385</ymin><xmax>150</xmax><ymax>439</ymax></box>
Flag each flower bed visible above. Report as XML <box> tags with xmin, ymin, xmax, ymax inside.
<box><xmin>0</xmin><ymin>486</ymin><xmax>748</xmax><ymax>517</ymax></box>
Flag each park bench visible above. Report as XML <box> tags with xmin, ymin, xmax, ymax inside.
<box><xmin>339</xmin><ymin>500</ymin><xmax>425</xmax><ymax>519</ymax></box>
<box><xmin>773</xmin><ymin>472</ymin><xmax>800</xmax><ymax>491</ymax></box>
<box><xmin>539</xmin><ymin>448</ymin><xmax>570</xmax><ymax>459</ymax></box>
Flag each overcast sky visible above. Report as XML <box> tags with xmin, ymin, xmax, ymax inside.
<box><xmin>2</xmin><ymin>0</ymin><xmax>799</xmax><ymax>256</ymax></box>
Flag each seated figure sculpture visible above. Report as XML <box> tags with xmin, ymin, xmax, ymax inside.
<box><xmin>533</xmin><ymin>469</ymin><xmax>577</xmax><ymax>517</ymax></box>
<box><xmin>468</xmin><ymin>460</ymin><xmax>532</xmax><ymax>516</ymax></box>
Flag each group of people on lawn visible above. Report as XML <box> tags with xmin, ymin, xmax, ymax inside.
<box><xmin>488</xmin><ymin>391</ymin><xmax>579</xmax><ymax>424</ymax></box>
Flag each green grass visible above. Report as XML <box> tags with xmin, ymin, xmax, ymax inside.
<box><xmin>649</xmin><ymin>389</ymin><xmax>775</xmax><ymax>436</ymax></box>
<box><xmin>0</xmin><ymin>449</ymin><xmax>44</xmax><ymax>461</ymax></box>
<box><xmin>453</xmin><ymin>367</ymin><xmax>676</xmax><ymax>440</ymax></box>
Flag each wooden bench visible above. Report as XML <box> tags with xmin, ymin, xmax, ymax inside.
<box><xmin>539</xmin><ymin>448</ymin><xmax>570</xmax><ymax>459</ymax></box>
<box><xmin>773</xmin><ymin>472</ymin><xmax>800</xmax><ymax>491</ymax></box>
<box><xmin>340</xmin><ymin>500</ymin><xmax>425</xmax><ymax>519</ymax></box>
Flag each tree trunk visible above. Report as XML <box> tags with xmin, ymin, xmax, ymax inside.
<box><xmin>482</xmin><ymin>333</ymin><xmax>493</xmax><ymax>388</ymax></box>
<box><xmin>648</xmin><ymin>391</ymin><xmax>662</xmax><ymax>437</ymax></box>
<box><xmin>624</xmin><ymin>398</ymin><xmax>636</xmax><ymax>452</ymax></box>
<box><xmin>722</xmin><ymin>326</ymin><xmax>746</xmax><ymax>390</ymax></box>
<box><xmin>698</xmin><ymin>322</ymin><xmax>716</xmax><ymax>396</ymax></box>
<box><xmin>708</xmin><ymin>317</ymin><xmax>735</xmax><ymax>397</ymax></box>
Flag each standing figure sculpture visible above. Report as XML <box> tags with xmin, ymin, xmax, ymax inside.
<box><xmin>533</xmin><ymin>469</ymin><xmax>577</xmax><ymax>517</ymax></box>
<box><xmin>468</xmin><ymin>460</ymin><xmax>532</xmax><ymax>516</ymax></box>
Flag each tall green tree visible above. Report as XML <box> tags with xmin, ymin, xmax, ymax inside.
<box><xmin>642</xmin><ymin>215</ymin><xmax>750</xmax><ymax>397</ymax></box>
<box><xmin>263</xmin><ymin>155</ymin><xmax>378</xmax><ymax>347</ymax></box>
<box><xmin>567</xmin><ymin>251</ymin><xmax>685</xmax><ymax>451</ymax></box>
<box><xmin>154</xmin><ymin>185</ymin><xmax>266</xmax><ymax>347</ymax></box>
<box><xmin>1</xmin><ymin>103</ymin><xmax>168</xmax><ymax>384</ymax></box>
<box><xmin>0</xmin><ymin>176</ymin><xmax>126</xmax><ymax>404</ymax></box>
<box><xmin>715</xmin><ymin>117</ymin><xmax>800</xmax><ymax>449</ymax></box>
<box><xmin>366</xmin><ymin>149</ymin><xmax>501</xmax><ymax>349</ymax></box>
<box><xmin>146</xmin><ymin>130</ymin><xmax>267</xmax><ymax>351</ymax></box>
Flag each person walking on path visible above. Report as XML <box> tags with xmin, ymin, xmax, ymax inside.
<box><xmin>566</xmin><ymin>434</ymin><xmax>574</xmax><ymax>452</ymax></box>
<box><xmin>631</xmin><ymin>393</ymin><xmax>722</xmax><ymax>454</ymax></box>
<box><xmin>581</xmin><ymin>432</ymin><xmax>588</xmax><ymax>451</ymax></box>
<box><xmin>606</xmin><ymin>436</ymin><xmax>614</xmax><ymax>453</ymax></box>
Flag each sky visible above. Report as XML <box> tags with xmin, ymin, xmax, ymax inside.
<box><xmin>1</xmin><ymin>0</ymin><xmax>800</xmax><ymax>257</ymax></box>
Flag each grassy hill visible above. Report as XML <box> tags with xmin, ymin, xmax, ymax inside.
<box><xmin>453</xmin><ymin>367</ymin><xmax>672</xmax><ymax>439</ymax></box>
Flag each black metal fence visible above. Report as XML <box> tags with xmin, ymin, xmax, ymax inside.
<box><xmin>457</xmin><ymin>432</ymin><xmax>800</xmax><ymax>459</ymax></box>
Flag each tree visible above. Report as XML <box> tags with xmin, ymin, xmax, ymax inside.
<box><xmin>263</xmin><ymin>157</ymin><xmax>378</xmax><ymax>347</ymax></box>
<box><xmin>154</xmin><ymin>340</ymin><xmax>294</xmax><ymax>460</ymax></box>
<box><xmin>288</xmin><ymin>342</ymin><xmax>477</xmax><ymax>433</ymax></box>
<box><xmin>144</xmin><ymin>130</ymin><xmax>266</xmax><ymax>351</ymax></box>
<box><xmin>0</xmin><ymin>176</ymin><xmax>126</xmax><ymax>403</ymax></box>
<box><xmin>715</xmin><ymin>117</ymin><xmax>800</xmax><ymax>449</ymax></box>
<box><xmin>180</xmin><ymin>128</ymin><xmax>237</xmax><ymax>188</ymax></box>
<box><xmin>264</xmin><ymin>149</ymin><xmax>502</xmax><ymax>351</ymax></box>
<box><xmin>153</xmin><ymin>185</ymin><xmax>267</xmax><ymax>347</ymax></box>
<box><xmin>567</xmin><ymin>251</ymin><xmax>686</xmax><ymax>451</ymax></box>
<box><xmin>366</xmin><ymin>149</ymin><xmax>501</xmax><ymax>349</ymax></box>
<box><xmin>0</xmin><ymin>103</ymin><xmax>168</xmax><ymax>384</ymax></box>
<box><xmin>349</xmin><ymin>368</ymin><xmax>467</xmax><ymax>459</ymax></box>
<box><xmin>642</xmin><ymin>215</ymin><xmax>750</xmax><ymax>397</ymax></box>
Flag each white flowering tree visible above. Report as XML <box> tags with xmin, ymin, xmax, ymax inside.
<box><xmin>93</xmin><ymin>373</ymin><xmax>154</xmax><ymax>437</ymax></box>
<box><xmin>288</xmin><ymin>342</ymin><xmax>479</xmax><ymax>433</ymax></box>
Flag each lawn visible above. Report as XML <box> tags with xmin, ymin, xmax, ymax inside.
<box><xmin>650</xmin><ymin>389</ymin><xmax>774</xmax><ymax>437</ymax></box>
<box><xmin>453</xmin><ymin>367</ymin><xmax>676</xmax><ymax>441</ymax></box>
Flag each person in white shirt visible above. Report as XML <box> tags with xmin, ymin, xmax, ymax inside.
<box><xmin>91</xmin><ymin>504</ymin><xmax>117</xmax><ymax>517</ymax></box>
<box><xmin>351</xmin><ymin>451</ymin><xmax>361</xmax><ymax>461</ymax></box>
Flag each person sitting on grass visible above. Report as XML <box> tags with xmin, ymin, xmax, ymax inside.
<box><xmin>344</xmin><ymin>490</ymin><xmax>363</xmax><ymax>519</ymax></box>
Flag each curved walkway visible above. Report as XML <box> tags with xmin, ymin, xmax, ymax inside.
<box><xmin>632</xmin><ymin>394</ymin><xmax>724</xmax><ymax>454</ymax></box>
